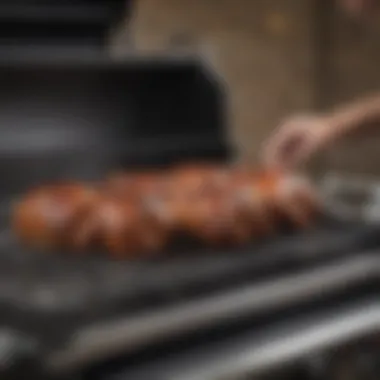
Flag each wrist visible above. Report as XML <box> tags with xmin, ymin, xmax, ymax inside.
<box><xmin>318</xmin><ymin>114</ymin><xmax>341</xmax><ymax>145</ymax></box>
<box><xmin>325</xmin><ymin>95</ymin><xmax>380</xmax><ymax>141</ymax></box>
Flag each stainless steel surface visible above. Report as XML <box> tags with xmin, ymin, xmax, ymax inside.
<box><xmin>0</xmin><ymin>329</ymin><xmax>39</xmax><ymax>371</ymax></box>
<box><xmin>172</xmin><ymin>299</ymin><xmax>380</xmax><ymax>380</ymax></box>
<box><xmin>47</xmin><ymin>253</ymin><xmax>380</xmax><ymax>372</ymax></box>
<box><xmin>104</xmin><ymin>297</ymin><xmax>380</xmax><ymax>380</ymax></box>
<box><xmin>321</xmin><ymin>172</ymin><xmax>380</xmax><ymax>222</ymax></box>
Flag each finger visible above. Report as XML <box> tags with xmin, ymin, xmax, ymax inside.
<box><xmin>283</xmin><ymin>139</ymin><xmax>315</xmax><ymax>169</ymax></box>
<box><xmin>263</xmin><ymin>132</ymin><xmax>304</xmax><ymax>169</ymax></box>
<box><xmin>261</xmin><ymin>126</ymin><xmax>294</xmax><ymax>167</ymax></box>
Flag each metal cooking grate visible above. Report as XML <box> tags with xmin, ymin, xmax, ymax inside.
<box><xmin>1</xmin><ymin>213</ymin><xmax>380</xmax><ymax>340</ymax></box>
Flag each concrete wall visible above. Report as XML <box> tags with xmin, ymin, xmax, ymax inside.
<box><xmin>325</xmin><ymin>10</ymin><xmax>380</xmax><ymax>176</ymax></box>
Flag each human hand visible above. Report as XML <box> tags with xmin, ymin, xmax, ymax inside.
<box><xmin>261</xmin><ymin>114</ymin><xmax>333</xmax><ymax>170</ymax></box>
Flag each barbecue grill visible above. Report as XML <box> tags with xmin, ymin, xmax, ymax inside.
<box><xmin>1</xmin><ymin>4</ymin><xmax>380</xmax><ymax>379</ymax></box>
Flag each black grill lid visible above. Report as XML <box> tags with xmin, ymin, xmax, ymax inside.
<box><xmin>0</xmin><ymin>54</ymin><xmax>231</xmax><ymax>198</ymax></box>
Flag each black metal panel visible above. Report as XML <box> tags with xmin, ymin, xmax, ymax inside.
<box><xmin>0</xmin><ymin>56</ymin><xmax>230</xmax><ymax>199</ymax></box>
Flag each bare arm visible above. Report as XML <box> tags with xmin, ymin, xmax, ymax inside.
<box><xmin>262</xmin><ymin>93</ymin><xmax>380</xmax><ymax>169</ymax></box>
<box><xmin>327</xmin><ymin>94</ymin><xmax>380</xmax><ymax>141</ymax></box>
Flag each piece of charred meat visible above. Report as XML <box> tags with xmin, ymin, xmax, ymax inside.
<box><xmin>12</xmin><ymin>164</ymin><xmax>321</xmax><ymax>258</ymax></box>
<box><xmin>73</xmin><ymin>196</ymin><xmax>169</xmax><ymax>258</ymax></box>
<box><xmin>170</xmin><ymin>164</ymin><xmax>231</xmax><ymax>198</ymax></box>
<box><xmin>229</xmin><ymin>168</ymin><xmax>276</xmax><ymax>237</ymax></box>
<box><xmin>174</xmin><ymin>191</ymin><xmax>254</xmax><ymax>246</ymax></box>
<box><xmin>256</xmin><ymin>170</ymin><xmax>320</xmax><ymax>230</ymax></box>
<box><xmin>12</xmin><ymin>183</ymin><xmax>99</xmax><ymax>250</ymax></box>
<box><xmin>105</xmin><ymin>171</ymin><xmax>170</xmax><ymax>199</ymax></box>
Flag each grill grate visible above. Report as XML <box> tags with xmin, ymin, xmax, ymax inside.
<box><xmin>2</xmin><ymin>214</ymin><xmax>380</xmax><ymax>346</ymax></box>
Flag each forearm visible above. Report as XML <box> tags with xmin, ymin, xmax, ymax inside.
<box><xmin>326</xmin><ymin>94</ymin><xmax>380</xmax><ymax>141</ymax></box>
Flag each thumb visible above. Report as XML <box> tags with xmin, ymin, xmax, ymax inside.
<box><xmin>261</xmin><ymin>127</ymin><xmax>295</xmax><ymax>166</ymax></box>
<box><xmin>271</xmin><ymin>134</ymin><xmax>317</xmax><ymax>170</ymax></box>
<box><xmin>266</xmin><ymin>132</ymin><xmax>308</xmax><ymax>168</ymax></box>
<box><xmin>284</xmin><ymin>138</ymin><xmax>317</xmax><ymax>168</ymax></box>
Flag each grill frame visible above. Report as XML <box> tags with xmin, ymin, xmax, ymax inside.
<box><xmin>1</xmin><ymin>55</ymin><xmax>380</xmax><ymax>376</ymax></box>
